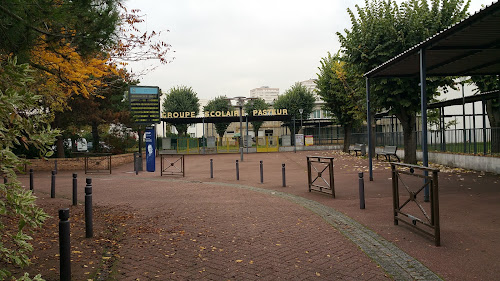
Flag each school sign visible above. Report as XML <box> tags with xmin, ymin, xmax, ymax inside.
<box><xmin>163</xmin><ymin>108</ymin><xmax>288</xmax><ymax>118</ymax></box>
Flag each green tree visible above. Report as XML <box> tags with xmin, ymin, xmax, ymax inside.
<box><xmin>59</xmin><ymin>70</ymin><xmax>136</xmax><ymax>154</ymax></box>
<box><xmin>0</xmin><ymin>58</ymin><xmax>58</xmax><ymax>280</ymax></box>
<box><xmin>0</xmin><ymin>0</ymin><xmax>120</xmax><ymax>62</ymax></box>
<box><xmin>470</xmin><ymin>75</ymin><xmax>500</xmax><ymax>153</ymax></box>
<box><xmin>316</xmin><ymin>52</ymin><xmax>365</xmax><ymax>152</ymax></box>
<box><xmin>337</xmin><ymin>0</ymin><xmax>470</xmax><ymax>163</ymax></box>
<box><xmin>163</xmin><ymin>86</ymin><xmax>200</xmax><ymax>136</ymax></box>
<box><xmin>244</xmin><ymin>98</ymin><xmax>269</xmax><ymax>137</ymax></box>
<box><xmin>273</xmin><ymin>82</ymin><xmax>315</xmax><ymax>134</ymax></box>
<box><xmin>204</xmin><ymin>96</ymin><xmax>233</xmax><ymax>142</ymax></box>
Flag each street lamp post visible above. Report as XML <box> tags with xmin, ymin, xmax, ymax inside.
<box><xmin>299</xmin><ymin>108</ymin><xmax>304</xmax><ymax>133</ymax></box>
<box><xmin>227</xmin><ymin>97</ymin><xmax>255</xmax><ymax>162</ymax></box>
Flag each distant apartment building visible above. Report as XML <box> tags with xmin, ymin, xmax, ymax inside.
<box><xmin>250</xmin><ymin>86</ymin><xmax>279</xmax><ymax>104</ymax></box>
<box><xmin>300</xmin><ymin>79</ymin><xmax>318</xmax><ymax>98</ymax></box>
<box><xmin>300</xmin><ymin>79</ymin><xmax>330</xmax><ymax>120</ymax></box>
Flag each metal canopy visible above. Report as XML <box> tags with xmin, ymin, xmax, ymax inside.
<box><xmin>428</xmin><ymin>90</ymin><xmax>499</xmax><ymax>109</ymax></box>
<box><xmin>363</xmin><ymin>1</ymin><xmax>500</xmax><ymax>187</ymax></box>
<box><xmin>365</xmin><ymin>1</ymin><xmax>500</xmax><ymax>78</ymax></box>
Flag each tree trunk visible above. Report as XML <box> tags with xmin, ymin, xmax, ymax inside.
<box><xmin>486</xmin><ymin>99</ymin><xmax>500</xmax><ymax>153</ymax></box>
<box><xmin>56</xmin><ymin>136</ymin><xmax>65</xmax><ymax>158</ymax></box>
<box><xmin>53</xmin><ymin>114</ymin><xmax>65</xmax><ymax>158</ymax></box>
<box><xmin>342</xmin><ymin>124</ymin><xmax>352</xmax><ymax>153</ymax></box>
<box><xmin>92</xmin><ymin>121</ymin><xmax>100</xmax><ymax>152</ymax></box>
<box><xmin>396</xmin><ymin>112</ymin><xmax>417</xmax><ymax>164</ymax></box>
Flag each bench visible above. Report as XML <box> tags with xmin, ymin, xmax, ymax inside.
<box><xmin>376</xmin><ymin>146</ymin><xmax>400</xmax><ymax>162</ymax></box>
<box><xmin>348</xmin><ymin>143</ymin><xmax>365</xmax><ymax>156</ymax></box>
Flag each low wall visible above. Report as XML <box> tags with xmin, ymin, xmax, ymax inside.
<box><xmin>386</xmin><ymin>148</ymin><xmax>499</xmax><ymax>174</ymax></box>
<box><xmin>280</xmin><ymin>145</ymin><xmax>343</xmax><ymax>152</ymax></box>
<box><xmin>416</xmin><ymin>151</ymin><xmax>500</xmax><ymax>174</ymax></box>
<box><xmin>26</xmin><ymin>153</ymin><xmax>137</xmax><ymax>171</ymax></box>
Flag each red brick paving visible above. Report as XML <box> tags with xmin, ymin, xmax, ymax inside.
<box><xmin>17</xmin><ymin>150</ymin><xmax>500</xmax><ymax>280</ymax></box>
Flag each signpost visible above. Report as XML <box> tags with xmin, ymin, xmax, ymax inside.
<box><xmin>129</xmin><ymin>86</ymin><xmax>161</xmax><ymax>124</ymax></box>
<box><xmin>129</xmin><ymin>86</ymin><xmax>160</xmax><ymax>173</ymax></box>
<box><xmin>145</xmin><ymin>127</ymin><xmax>156</xmax><ymax>172</ymax></box>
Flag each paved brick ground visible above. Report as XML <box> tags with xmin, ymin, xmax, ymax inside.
<box><xmin>18</xmin><ymin>150</ymin><xmax>500</xmax><ymax>280</ymax></box>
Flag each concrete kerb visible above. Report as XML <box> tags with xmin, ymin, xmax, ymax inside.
<box><xmin>99</xmin><ymin>174</ymin><xmax>442</xmax><ymax>280</ymax></box>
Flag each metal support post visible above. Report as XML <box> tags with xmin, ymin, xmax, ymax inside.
<box><xmin>51</xmin><ymin>170</ymin><xmax>56</xmax><ymax>198</ymax></box>
<box><xmin>72</xmin><ymin>173</ymin><xmax>77</xmax><ymax>206</ymax></box>
<box><xmin>293</xmin><ymin>117</ymin><xmax>296</xmax><ymax>153</ymax></box>
<box><xmin>239</xmin><ymin>105</ymin><xmax>243</xmax><ymax>162</ymax></box>
<box><xmin>210</xmin><ymin>159</ymin><xmax>213</xmax><ymax>178</ymax></box>
<box><xmin>358</xmin><ymin>172</ymin><xmax>365</xmax><ymax>209</ymax></box>
<box><xmin>59</xmin><ymin>208</ymin><xmax>71</xmax><ymax>281</ymax></box>
<box><xmin>472</xmin><ymin>101</ymin><xmax>477</xmax><ymax>154</ymax></box>
<box><xmin>420</xmin><ymin>49</ymin><xmax>429</xmax><ymax>202</ymax></box>
<box><xmin>282</xmin><ymin>163</ymin><xmax>286</xmax><ymax>187</ymax></box>
<box><xmin>260</xmin><ymin>161</ymin><xmax>263</xmax><ymax>184</ymax></box>
<box><xmin>236</xmin><ymin>160</ymin><xmax>239</xmax><ymax>180</ymax></box>
<box><xmin>85</xmin><ymin>178</ymin><xmax>93</xmax><ymax>238</ymax></box>
<box><xmin>366</xmin><ymin>78</ymin><xmax>373</xmax><ymax>181</ymax></box>
<box><xmin>29</xmin><ymin>169</ymin><xmax>33</xmax><ymax>191</ymax></box>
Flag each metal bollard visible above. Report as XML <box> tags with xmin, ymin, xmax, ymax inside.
<box><xmin>358</xmin><ymin>172</ymin><xmax>366</xmax><ymax>209</ymax></box>
<box><xmin>260</xmin><ymin>161</ymin><xmax>263</xmax><ymax>184</ymax></box>
<box><xmin>282</xmin><ymin>163</ymin><xmax>286</xmax><ymax>187</ymax></box>
<box><xmin>51</xmin><ymin>170</ymin><xmax>56</xmax><ymax>198</ymax></box>
<box><xmin>210</xmin><ymin>159</ymin><xmax>213</xmax><ymax>178</ymax></box>
<box><xmin>54</xmin><ymin>159</ymin><xmax>58</xmax><ymax>174</ymax></box>
<box><xmin>236</xmin><ymin>160</ymin><xmax>239</xmax><ymax>180</ymax></box>
<box><xmin>85</xmin><ymin>178</ymin><xmax>93</xmax><ymax>238</ymax></box>
<box><xmin>72</xmin><ymin>173</ymin><xmax>77</xmax><ymax>206</ymax></box>
<box><xmin>29</xmin><ymin>169</ymin><xmax>34</xmax><ymax>191</ymax></box>
<box><xmin>59</xmin><ymin>208</ymin><xmax>71</xmax><ymax>281</ymax></box>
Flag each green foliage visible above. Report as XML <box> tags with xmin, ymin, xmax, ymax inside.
<box><xmin>244</xmin><ymin>98</ymin><xmax>269</xmax><ymax>136</ymax></box>
<box><xmin>163</xmin><ymin>86</ymin><xmax>200</xmax><ymax>136</ymax></box>
<box><xmin>273</xmin><ymin>82</ymin><xmax>316</xmax><ymax>133</ymax></box>
<box><xmin>470</xmin><ymin>75</ymin><xmax>500</xmax><ymax>126</ymax></box>
<box><xmin>337</xmin><ymin>0</ymin><xmax>470</xmax><ymax>162</ymax></box>
<box><xmin>316</xmin><ymin>52</ymin><xmax>366</xmax><ymax>151</ymax></box>
<box><xmin>0</xmin><ymin>0</ymin><xmax>121</xmax><ymax>60</ymax></box>
<box><xmin>470</xmin><ymin>75</ymin><xmax>500</xmax><ymax>153</ymax></box>
<box><xmin>59</xmin><ymin>72</ymin><xmax>135</xmax><ymax>154</ymax></box>
<box><xmin>204</xmin><ymin>96</ymin><xmax>233</xmax><ymax>138</ymax></box>
<box><xmin>1</xmin><ymin>57</ymin><xmax>58</xmax><ymax>280</ymax></box>
<box><xmin>316</xmin><ymin>52</ymin><xmax>364</xmax><ymax>127</ymax></box>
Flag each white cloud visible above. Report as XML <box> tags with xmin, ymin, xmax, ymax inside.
<box><xmin>125</xmin><ymin>0</ymin><xmax>493</xmax><ymax>100</ymax></box>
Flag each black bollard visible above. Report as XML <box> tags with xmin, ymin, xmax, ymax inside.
<box><xmin>236</xmin><ymin>160</ymin><xmax>239</xmax><ymax>180</ymax></box>
<box><xmin>282</xmin><ymin>163</ymin><xmax>286</xmax><ymax>187</ymax></box>
<box><xmin>59</xmin><ymin>208</ymin><xmax>71</xmax><ymax>281</ymax></box>
<box><xmin>54</xmin><ymin>159</ymin><xmax>58</xmax><ymax>174</ymax></box>
<box><xmin>72</xmin><ymin>173</ymin><xmax>77</xmax><ymax>206</ymax></box>
<box><xmin>358</xmin><ymin>172</ymin><xmax>366</xmax><ymax>209</ymax></box>
<box><xmin>51</xmin><ymin>170</ymin><xmax>56</xmax><ymax>198</ymax></box>
<box><xmin>260</xmin><ymin>161</ymin><xmax>263</xmax><ymax>184</ymax></box>
<box><xmin>85</xmin><ymin>178</ymin><xmax>93</xmax><ymax>238</ymax></box>
<box><xmin>29</xmin><ymin>169</ymin><xmax>34</xmax><ymax>192</ymax></box>
<box><xmin>3</xmin><ymin>176</ymin><xmax>6</xmax><ymax>184</ymax></box>
<box><xmin>210</xmin><ymin>159</ymin><xmax>213</xmax><ymax>178</ymax></box>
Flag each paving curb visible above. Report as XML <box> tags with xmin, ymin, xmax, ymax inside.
<box><xmin>206</xmin><ymin>181</ymin><xmax>443</xmax><ymax>281</ymax></box>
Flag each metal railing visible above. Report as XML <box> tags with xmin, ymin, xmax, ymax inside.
<box><xmin>391</xmin><ymin>163</ymin><xmax>440</xmax><ymax>246</ymax></box>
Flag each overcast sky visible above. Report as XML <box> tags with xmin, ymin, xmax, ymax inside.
<box><xmin>124</xmin><ymin>0</ymin><xmax>494</xmax><ymax>101</ymax></box>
